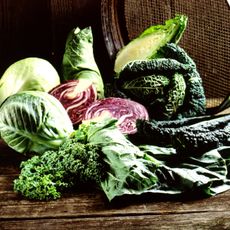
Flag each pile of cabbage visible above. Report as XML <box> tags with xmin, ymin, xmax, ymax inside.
<box><xmin>0</xmin><ymin>27</ymin><xmax>149</xmax><ymax>155</ymax></box>
<box><xmin>0</xmin><ymin>16</ymin><xmax>214</xmax><ymax>155</ymax></box>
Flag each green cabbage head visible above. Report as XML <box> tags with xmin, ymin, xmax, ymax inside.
<box><xmin>0</xmin><ymin>91</ymin><xmax>74</xmax><ymax>154</ymax></box>
<box><xmin>0</xmin><ymin>57</ymin><xmax>60</xmax><ymax>105</ymax></box>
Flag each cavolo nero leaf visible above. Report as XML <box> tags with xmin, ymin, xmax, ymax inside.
<box><xmin>0</xmin><ymin>91</ymin><xmax>73</xmax><ymax>154</ymax></box>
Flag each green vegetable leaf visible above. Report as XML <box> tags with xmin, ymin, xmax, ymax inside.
<box><xmin>0</xmin><ymin>91</ymin><xmax>73</xmax><ymax>154</ymax></box>
<box><xmin>140</xmin><ymin>145</ymin><xmax>230</xmax><ymax>197</ymax></box>
<box><xmin>114</xmin><ymin>14</ymin><xmax>188</xmax><ymax>73</ymax></box>
<box><xmin>116</xmin><ymin>43</ymin><xmax>206</xmax><ymax>120</ymax></box>
<box><xmin>62</xmin><ymin>27</ymin><xmax>104</xmax><ymax>98</ymax></box>
<box><xmin>13</xmin><ymin>117</ymin><xmax>230</xmax><ymax>202</ymax></box>
<box><xmin>13</xmin><ymin>140</ymin><xmax>104</xmax><ymax>200</ymax></box>
<box><xmin>79</xmin><ymin>118</ymin><xmax>230</xmax><ymax>200</ymax></box>
<box><xmin>121</xmin><ymin>75</ymin><xmax>170</xmax><ymax>102</ymax></box>
<box><xmin>77</xmin><ymin>119</ymin><xmax>159</xmax><ymax>200</ymax></box>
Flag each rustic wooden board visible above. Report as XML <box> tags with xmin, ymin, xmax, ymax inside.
<box><xmin>1</xmin><ymin>212</ymin><xmax>230</xmax><ymax>230</ymax></box>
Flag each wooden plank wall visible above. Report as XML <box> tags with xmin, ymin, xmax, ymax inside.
<box><xmin>0</xmin><ymin>0</ymin><xmax>112</xmax><ymax>80</ymax></box>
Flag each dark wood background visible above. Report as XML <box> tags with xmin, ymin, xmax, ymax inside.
<box><xmin>0</xmin><ymin>0</ymin><xmax>112</xmax><ymax>80</ymax></box>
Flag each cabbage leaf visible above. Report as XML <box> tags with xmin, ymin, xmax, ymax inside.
<box><xmin>114</xmin><ymin>14</ymin><xmax>188</xmax><ymax>73</ymax></box>
<box><xmin>62</xmin><ymin>27</ymin><xmax>104</xmax><ymax>98</ymax></box>
<box><xmin>0</xmin><ymin>91</ymin><xmax>73</xmax><ymax>154</ymax></box>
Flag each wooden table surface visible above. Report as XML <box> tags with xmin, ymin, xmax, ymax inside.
<box><xmin>0</xmin><ymin>142</ymin><xmax>230</xmax><ymax>230</ymax></box>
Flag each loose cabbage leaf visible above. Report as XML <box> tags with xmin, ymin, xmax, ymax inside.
<box><xmin>78</xmin><ymin>118</ymin><xmax>159</xmax><ymax>201</ymax></box>
<box><xmin>139</xmin><ymin>145</ymin><xmax>230</xmax><ymax>197</ymax></box>
<box><xmin>62</xmin><ymin>27</ymin><xmax>104</xmax><ymax>98</ymax></box>
<box><xmin>0</xmin><ymin>91</ymin><xmax>74</xmax><ymax>154</ymax></box>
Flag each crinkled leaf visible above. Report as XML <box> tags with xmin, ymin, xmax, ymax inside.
<box><xmin>140</xmin><ymin>145</ymin><xmax>230</xmax><ymax>197</ymax></box>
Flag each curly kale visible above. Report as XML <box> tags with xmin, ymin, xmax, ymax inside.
<box><xmin>13</xmin><ymin>137</ymin><xmax>106</xmax><ymax>200</ymax></box>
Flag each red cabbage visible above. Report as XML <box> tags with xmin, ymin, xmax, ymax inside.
<box><xmin>82</xmin><ymin>97</ymin><xmax>149</xmax><ymax>134</ymax></box>
<box><xmin>49</xmin><ymin>79</ymin><xmax>97</xmax><ymax>125</ymax></box>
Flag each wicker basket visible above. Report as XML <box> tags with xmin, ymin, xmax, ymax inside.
<box><xmin>101</xmin><ymin>0</ymin><xmax>230</xmax><ymax>108</ymax></box>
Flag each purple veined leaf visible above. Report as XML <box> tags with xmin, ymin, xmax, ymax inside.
<box><xmin>82</xmin><ymin>97</ymin><xmax>149</xmax><ymax>134</ymax></box>
<box><xmin>49</xmin><ymin>79</ymin><xmax>97</xmax><ymax>125</ymax></box>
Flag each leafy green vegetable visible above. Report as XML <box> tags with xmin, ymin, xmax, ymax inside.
<box><xmin>13</xmin><ymin>118</ymin><xmax>230</xmax><ymax>202</ymax></box>
<box><xmin>119</xmin><ymin>75</ymin><xmax>170</xmax><ymax>101</ymax></box>
<box><xmin>0</xmin><ymin>91</ymin><xmax>73</xmax><ymax>154</ymax></box>
<box><xmin>14</xmin><ymin>140</ymin><xmax>105</xmax><ymax>200</ymax></box>
<box><xmin>132</xmin><ymin>114</ymin><xmax>230</xmax><ymax>155</ymax></box>
<box><xmin>160</xmin><ymin>43</ymin><xmax>206</xmax><ymax>118</ymax></box>
<box><xmin>83</xmin><ymin>119</ymin><xmax>230</xmax><ymax>200</ymax></box>
<box><xmin>116</xmin><ymin>43</ymin><xmax>206</xmax><ymax>120</ymax></box>
<box><xmin>79</xmin><ymin>119</ymin><xmax>159</xmax><ymax>200</ymax></box>
<box><xmin>0</xmin><ymin>57</ymin><xmax>60</xmax><ymax>105</ymax></box>
<box><xmin>117</xmin><ymin>58</ymin><xmax>193</xmax><ymax>81</ymax></box>
<box><xmin>114</xmin><ymin>14</ymin><xmax>188</xmax><ymax>73</ymax></box>
<box><xmin>139</xmin><ymin>145</ymin><xmax>230</xmax><ymax>197</ymax></box>
<box><xmin>13</xmin><ymin>118</ymin><xmax>159</xmax><ymax>200</ymax></box>
<box><xmin>62</xmin><ymin>27</ymin><xmax>104</xmax><ymax>98</ymax></box>
<box><xmin>162</xmin><ymin>73</ymin><xmax>186</xmax><ymax>118</ymax></box>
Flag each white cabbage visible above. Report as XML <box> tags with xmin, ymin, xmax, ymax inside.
<box><xmin>0</xmin><ymin>91</ymin><xmax>73</xmax><ymax>154</ymax></box>
<box><xmin>0</xmin><ymin>57</ymin><xmax>60</xmax><ymax>105</ymax></box>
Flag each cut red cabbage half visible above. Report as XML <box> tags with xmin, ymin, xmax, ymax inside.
<box><xmin>49</xmin><ymin>79</ymin><xmax>97</xmax><ymax>125</ymax></box>
<box><xmin>82</xmin><ymin>97</ymin><xmax>149</xmax><ymax>134</ymax></box>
